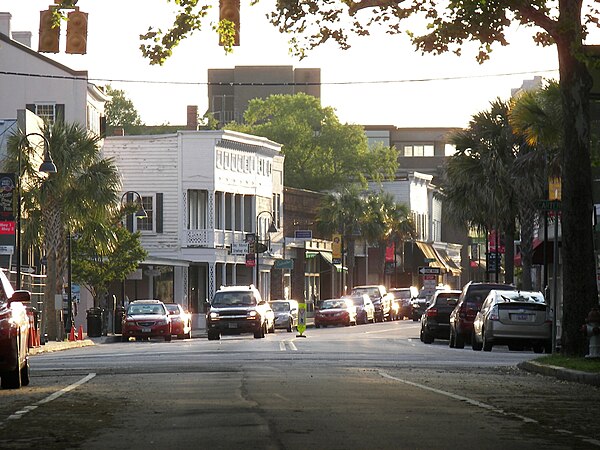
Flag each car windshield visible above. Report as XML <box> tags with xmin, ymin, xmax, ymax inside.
<box><xmin>391</xmin><ymin>290</ymin><xmax>411</xmax><ymax>299</ymax></box>
<box><xmin>212</xmin><ymin>292</ymin><xmax>257</xmax><ymax>306</ymax></box>
<box><xmin>270</xmin><ymin>302</ymin><xmax>290</xmax><ymax>312</ymax></box>
<box><xmin>128</xmin><ymin>304</ymin><xmax>165</xmax><ymax>315</ymax></box>
<box><xmin>321</xmin><ymin>300</ymin><xmax>348</xmax><ymax>310</ymax></box>
<box><xmin>348</xmin><ymin>297</ymin><xmax>365</xmax><ymax>306</ymax></box>
<box><xmin>165</xmin><ymin>304</ymin><xmax>180</xmax><ymax>314</ymax></box>
<box><xmin>352</xmin><ymin>288</ymin><xmax>379</xmax><ymax>297</ymax></box>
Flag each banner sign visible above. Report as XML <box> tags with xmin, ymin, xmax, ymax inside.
<box><xmin>0</xmin><ymin>221</ymin><xmax>15</xmax><ymax>234</ymax></box>
<box><xmin>0</xmin><ymin>174</ymin><xmax>15</xmax><ymax>221</ymax></box>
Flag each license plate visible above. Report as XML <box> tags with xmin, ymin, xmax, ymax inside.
<box><xmin>513</xmin><ymin>314</ymin><xmax>529</xmax><ymax>321</ymax></box>
<box><xmin>142</xmin><ymin>327</ymin><xmax>151</xmax><ymax>333</ymax></box>
<box><xmin>228</xmin><ymin>322</ymin><xmax>238</xmax><ymax>329</ymax></box>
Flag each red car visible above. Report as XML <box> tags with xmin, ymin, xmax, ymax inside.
<box><xmin>122</xmin><ymin>300</ymin><xmax>172</xmax><ymax>342</ymax></box>
<box><xmin>165</xmin><ymin>303</ymin><xmax>192</xmax><ymax>340</ymax></box>
<box><xmin>315</xmin><ymin>298</ymin><xmax>357</xmax><ymax>328</ymax></box>
<box><xmin>0</xmin><ymin>271</ymin><xmax>31</xmax><ymax>389</ymax></box>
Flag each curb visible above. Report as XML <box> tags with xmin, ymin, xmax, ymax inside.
<box><xmin>518</xmin><ymin>360</ymin><xmax>600</xmax><ymax>387</ymax></box>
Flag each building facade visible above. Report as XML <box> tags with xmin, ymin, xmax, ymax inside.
<box><xmin>102</xmin><ymin>130</ymin><xmax>284</xmax><ymax>327</ymax></box>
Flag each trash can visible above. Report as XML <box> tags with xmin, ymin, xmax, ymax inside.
<box><xmin>114</xmin><ymin>306</ymin><xmax>125</xmax><ymax>334</ymax></box>
<box><xmin>86</xmin><ymin>307</ymin><xmax>102</xmax><ymax>337</ymax></box>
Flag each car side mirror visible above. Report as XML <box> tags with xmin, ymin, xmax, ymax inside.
<box><xmin>8</xmin><ymin>290</ymin><xmax>31</xmax><ymax>307</ymax></box>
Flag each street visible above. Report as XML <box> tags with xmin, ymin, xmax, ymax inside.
<box><xmin>1</xmin><ymin>320</ymin><xmax>599</xmax><ymax>449</ymax></box>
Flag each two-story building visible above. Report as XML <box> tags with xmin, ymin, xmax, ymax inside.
<box><xmin>102</xmin><ymin>130</ymin><xmax>284</xmax><ymax>326</ymax></box>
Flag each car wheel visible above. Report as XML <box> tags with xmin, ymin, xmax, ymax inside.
<box><xmin>164</xmin><ymin>334</ymin><xmax>172</xmax><ymax>342</ymax></box>
<box><xmin>455</xmin><ymin>332</ymin><xmax>465</xmax><ymax>349</ymax></box>
<box><xmin>544</xmin><ymin>341</ymin><xmax>552</xmax><ymax>354</ymax></box>
<box><xmin>187</xmin><ymin>330</ymin><xmax>192</xmax><ymax>339</ymax></box>
<box><xmin>471</xmin><ymin>331</ymin><xmax>482</xmax><ymax>351</ymax></box>
<box><xmin>287</xmin><ymin>320</ymin><xmax>293</xmax><ymax>332</ymax></box>
<box><xmin>449</xmin><ymin>328</ymin><xmax>456</xmax><ymax>348</ymax></box>
<box><xmin>269</xmin><ymin>321</ymin><xmax>275</xmax><ymax>334</ymax></box>
<box><xmin>419</xmin><ymin>328</ymin><xmax>424</xmax><ymax>342</ymax></box>
<box><xmin>177</xmin><ymin>334</ymin><xmax>185</xmax><ymax>340</ymax></box>
<box><xmin>208</xmin><ymin>330</ymin><xmax>220</xmax><ymax>340</ymax></box>
<box><xmin>422</xmin><ymin>331</ymin><xmax>434</xmax><ymax>344</ymax></box>
<box><xmin>532</xmin><ymin>344</ymin><xmax>544</xmax><ymax>354</ymax></box>
<box><xmin>482</xmin><ymin>331</ymin><xmax>492</xmax><ymax>352</ymax></box>
<box><xmin>20</xmin><ymin>357</ymin><xmax>30</xmax><ymax>387</ymax></box>
<box><xmin>1</xmin><ymin>337</ymin><xmax>22</xmax><ymax>389</ymax></box>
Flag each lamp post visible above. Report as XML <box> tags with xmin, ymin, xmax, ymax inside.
<box><xmin>255</xmin><ymin>210</ymin><xmax>277</xmax><ymax>293</ymax></box>
<box><xmin>120</xmin><ymin>191</ymin><xmax>147</xmax><ymax>306</ymax></box>
<box><xmin>16</xmin><ymin>132</ymin><xmax>57</xmax><ymax>290</ymax></box>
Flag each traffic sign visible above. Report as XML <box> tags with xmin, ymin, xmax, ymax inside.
<box><xmin>274</xmin><ymin>259</ymin><xmax>294</xmax><ymax>269</ymax></box>
<box><xmin>419</xmin><ymin>267</ymin><xmax>441</xmax><ymax>275</ymax></box>
<box><xmin>537</xmin><ymin>200</ymin><xmax>561</xmax><ymax>211</ymax></box>
<box><xmin>295</xmin><ymin>230</ymin><xmax>312</xmax><ymax>240</ymax></box>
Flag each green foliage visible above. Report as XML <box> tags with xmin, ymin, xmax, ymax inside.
<box><xmin>226</xmin><ymin>93</ymin><xmax>397</xmax><ymax>191</ymax></box>
<box><xmin>534</xmin><ymin>355</ymin><xmax>600</xmax><ymax>373</ymax></box>
<box><xmin>72</xmin><ymin>224</ymin><xmax>147</xmax><ymax>305</ymax></box>
<box><xmin>104</xmin><ymin>85</ymin><xmax>143</xmax><ymax>135</ymax></box>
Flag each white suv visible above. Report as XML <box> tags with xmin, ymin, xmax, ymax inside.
<box><xmin>206</xmin><ymin>285</ymin><xmax>274</xmax><ymax>340</ymax></box>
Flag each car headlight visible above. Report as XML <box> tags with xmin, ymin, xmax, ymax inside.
<box><xmin>209</xmin><ymin>312</ymin><xmax>219</xmax><ymax>319</ymax></box>
<box><xmin>247</xmin><ymin>311</ymin><xmax>258</xmax><ymax>318</ymax></box>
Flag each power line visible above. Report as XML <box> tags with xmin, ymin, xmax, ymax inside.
<box><xmin>0</xmin><ymin>68</ymin><xmax>559</xmax><ymax>86</ymax></box>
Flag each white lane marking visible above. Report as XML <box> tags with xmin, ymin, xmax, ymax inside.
<box><xmin>2</xmin><ymin>373</ymin><xmax>96</xmax><ymax>426</ymax></box>
<box><xmin>279</xmin><ymin>341</ymin><xmax>298</xmax><ymax>351</ymax></box>
<box><xmin>378</xmin><ymin>370</ymin><xmax>600</xmax><ymax>447</ymax></box>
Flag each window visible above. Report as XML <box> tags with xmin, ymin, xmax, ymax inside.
<box><xmin>188</xmin><ymin>190</ymin><xmax>208</xmax><ymax>230</ymax></box>
<box><xmin>136</xmin><ymin>196</ymin><xmax>154</xmax><ymax>231</ymax></box>
<box><xmin>36</xmin><ymin>104</ymin><xmax>56</xmax><ymax>124</ymax></box>
<box><xmin>402</xmin><ymin>144</ymin><xmax>435</xmax><ymax>157</ymax></box>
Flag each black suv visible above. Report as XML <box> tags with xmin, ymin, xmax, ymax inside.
<box><xmin>420</xmin><ymin>290</ymin><xmax>461</xmax><ymax>343</ymax></box>
<box><xmin>449</xmin><ymin>282</ymin><xmax>515</xmax><ymax>348</ymax></box>
<box><xmin>206</xmin><ymin>285</ymin><xmax>274</xmax><ymax>340</ymax></box>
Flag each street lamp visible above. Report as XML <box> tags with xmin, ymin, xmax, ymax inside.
<box><xmin>120</xmin><ymin>191</ymin><xmax>147</xmax><ymax>307</ymax></box>
<box><xmin>16</xmin><ymin>132</ymin><xmax>57</xmax><ymax>290</ymax></box>
<box><xmin>256</xmin><ymin>210</ymin><xmax>277</xmax><ymax>292</ymax></box>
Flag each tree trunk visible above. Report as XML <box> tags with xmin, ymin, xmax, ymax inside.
<box><xmin>519</xmin><ymin>207</ymin><xmax>535</xmax><ymax>291</ymax></box>
<box><xmin>43</xmin><ymin>249</ymin><xmax>58</xmax><ymax>341</ymax></box>
<box><xmin>503</xmin><ymin>225</ymin><xmax>515</xmax><ymax>286</ymax></box>
<box><xmin>556</xmin><ymin>31</ymin><xmax>598</xmax><ymax>355</ymax></box>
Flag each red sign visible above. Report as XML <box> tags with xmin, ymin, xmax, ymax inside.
<box><xmin>0</xmin><ymin>221</ymin><xmax>15</xmax><ymax>234</ymax></box>
<box><xmin>422</xmin><ymin>274</ymin><xmax>437</xmax><ymax>281</ymax></box>
<box><xmin>245</xmin><ymin>253</ymin><xmax>256</xmax><ymax>267</ymax></box>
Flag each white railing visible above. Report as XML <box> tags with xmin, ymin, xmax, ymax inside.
<box><xmin>183</xmin><ymin>229</ymin><xmax>248</xmax><ymax>248</ymax></box>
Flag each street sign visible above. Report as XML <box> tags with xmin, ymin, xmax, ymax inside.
<box><xmin>537</xmin><ymin>200</ymin><xmax>561</xmax><ymax>211</ymax></box>
<box><xmin>295</xmin><ymin>230</ymin><xmax>312</xmax><ymax>240</ymax></box>
<box><xmin>422</xmin><ymin>274</ymin><xmax>437</xmax><ymax>281</ymax></box>
<box><xmin>231</xmin><ymin>242</ymin><xmax>248</xmax><ymax>255</ymax></box>
<box><xmin>419</xmin><ymin>267</ymin><xmax>441</xmax><ymax>275</ymax></box>
<box><xmin>0</xmin><ymin>245</ymin><xmax>13</xmax><ymax>255</ymax></box>
<box><xmin>274</xmin><ymin>259</ymin><xmax>294</xmax><ymax>269</ymax></box>
<box><xmin>296</xmin><ymin>301</ymin><xmax>307</xmax><ymax>337</ymax></box>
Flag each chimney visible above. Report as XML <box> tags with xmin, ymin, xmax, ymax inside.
<box><xmin>0</xmin><ymin>12</ymin><xmax>11</xmax><ymax>37</ymax></box>
<box><xmin>12</xmin><ymin>31</ymin><xmax>32</xmax><ymax>48</ymax></box>
<box><xmin>187</xmin><ymin>105</ymin><xmax>198</xmax><ymax>130</ymax></box>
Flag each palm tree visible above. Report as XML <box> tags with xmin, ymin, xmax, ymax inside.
<box><xmin>316</xmin><ymin>185</ymin><xmax>366</xmax><ymax>291</ymax></box>
<box><xmin>7</xmin><ymin>121</ymin><xmax>121</xmax><ymax>340</ymax></box>
<box><xmin>361</xmin><ymin>191</ymin><xmax>414</xmax><ymax>284</ymax></box>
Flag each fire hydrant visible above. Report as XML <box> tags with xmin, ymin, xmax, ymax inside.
<box><xmin>582</xmin><ymin>308</ymin><xmax>600</xmax><ymax>358</ymax></box>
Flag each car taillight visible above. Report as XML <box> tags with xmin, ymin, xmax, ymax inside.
<box><xmin>426</xmin><ymin>308</ymin><xmax>438</xmax><ymax>317</ymax></box>
<box><xmin>488</xmin><ymin>306</ymin><xmax>499</xmax><ymax>321</ymax></box>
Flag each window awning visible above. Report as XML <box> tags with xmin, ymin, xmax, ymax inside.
<box><xmin>434</xmin><ymin>248</ymin><xmax>462</xmax><ymax>276</ymax></box>
<box><xmin>415</xmin><ymin>241</ymin><xmax>446</xmax><ymax>270</ymax></box>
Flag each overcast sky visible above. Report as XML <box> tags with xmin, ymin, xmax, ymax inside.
<box><xmin>5</xmin><ymin>1</ymin><xmax>561</xmax><ymax>128</ymax></box>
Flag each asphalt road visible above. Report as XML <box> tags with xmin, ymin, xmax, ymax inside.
<box><xmin>2</xmin><ymin>320</ymin><xmax>599</xmax><ymax>449</ymax></box>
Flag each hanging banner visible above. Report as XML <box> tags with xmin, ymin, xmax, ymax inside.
<box><xmin>332</xmin><ymin>233</ymin><xmax>342</xmax><ymax>264</ymax></box>
<box><xmin>385</xmin><ymin>242</ymin><xmax>395</xmax><ymax>262</ymax></box>
<box><xmin>0</xmin><ymin>174</ymin><xmax>16</xmax><ymax>222</ymax></box>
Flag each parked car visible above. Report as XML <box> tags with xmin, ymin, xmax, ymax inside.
<box><xmin>206</xmin><ymin>285</ymin><xmax>274</xmax><ymax>340</ymax></box>
<box><xmin>0</xmin><ymin>271</ymin><xmax>31</xmax><ymax>389</ymax></box>
<box><xmin>389</xmin><ymin>287</ymin><xmax>418</xmax><ymax>320</ymax></box>
<box><xmin>472</xmin><ymin>290</ymin><xmax>552</xmax><ymax>353</ymax></box>
<box><xmin>420</xmin><ymin>289</ymin><xmax>461</xmax><ymax>343</ymax></box>
<box><xmin>269</xmin><ymin>299</ymin><xmax>299</xmax><ymax>332</ymax></box>
<box><xmin>165</xmin><ymin>303</ymin><xmax>192</xmax><ymax>340</ymax></box>
<box><xmin>315</xmin><ymin>298</ymin><xmax>357</xmax><ymax>327</ymax></box>
<box><xmin>346</xmin><ymin>294</ymin><xmax>375</xmax><ymax>324</ymax></box>
<box><xmin>122</xmin><ymin>300</ymin><xmax>172</xmax><ymax>342</ymax></box>
<box><xmin>350</xmin><ymin>285</ymin><xmax>393</xmax><ymax>322</ymax></box>
<box><xmin>449</xmin><ymin>282</ymin><xmax>516</xmax><ymax>349</ymax></box>
<box><xmin>410</xmin><ymin>296</ymin><xmax>429</xmax><ymax>321</ymax></box>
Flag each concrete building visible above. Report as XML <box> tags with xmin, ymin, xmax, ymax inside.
<box><xmin>207</xmin><ymin>66</ymin><xmax>320</xmax><ymax>126</ymax></box>
<box><xmin>102</xmin><ymin>130</ymin><xmax>284</xmax><ymax>327</ymax></box>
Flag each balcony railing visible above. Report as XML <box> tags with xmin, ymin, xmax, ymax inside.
<box><xmin>183</xmin><ymin>229</ymin><xmax>248</xmax><ymax>248</ymax></box>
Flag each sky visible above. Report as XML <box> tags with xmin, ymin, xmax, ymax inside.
<box><xmin>4</xmin><ymin>0</ymin><xmax>563</xmax><ymax>128</ymax></box>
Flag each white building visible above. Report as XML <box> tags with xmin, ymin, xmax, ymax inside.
<box><xmin>0</xmin><ymin>12</ymin><xmax>108</xmax><ymax>139</ymax></box>
<box><xmin>102</xmin><ymin>130</ymin><xmax>284</xmax><ymax>325</ymax></box>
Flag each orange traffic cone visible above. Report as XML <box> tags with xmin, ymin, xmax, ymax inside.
<box><xmin>69</xmin><ymin>327</ymin><xmax>75</xmax><ymax>341</ymax></box>
<box><xmin>78</xmin><ymin>325</ymin><xmax>84</xmax><ymax>341</ymax></box>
